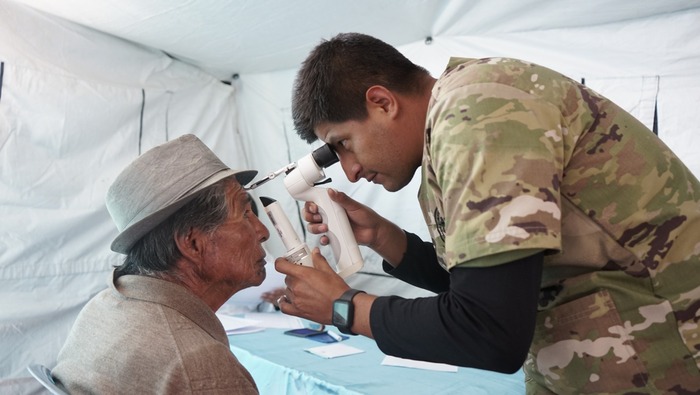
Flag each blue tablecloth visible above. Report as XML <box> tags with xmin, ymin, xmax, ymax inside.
<box><xmin>229</xmin><ymin>329</ymin><xmax>525</xmax><ymax>394</ymax></box>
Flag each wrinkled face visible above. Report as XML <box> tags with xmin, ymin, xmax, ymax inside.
<box><xmin>200</xmin><ymin>181</ymin><xmax>270</xmax><ymax>292</ymax></box>
<box><xmin>316</xmin><ymin>115</ymin><xmax>421</xmax><ymax>192</ymax></box>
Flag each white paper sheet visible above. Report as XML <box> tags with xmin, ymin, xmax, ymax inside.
<box><xmin>381</xmin><ymin>356</ymin><xmax>458</xmax><ymax>372</ymax></box>
<box><xmin>242</xmin><ymin>312</ymin><xmax>305</xmax><ymax>329</ymax></box>
<box><xmin>305</xmin><ymin>343</ymin><xmax>365</xmax><ymax>359</ymax></box>
<box><xmin>216</xmin><ymin>313</ymin><xmax>265</xmax><ymax>335</ymax></box>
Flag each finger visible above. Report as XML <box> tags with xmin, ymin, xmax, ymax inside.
<box><xmin>305</xmin><ymin>201</ymin><xmax>318</xmax><ymax>215</ymax></box>
<box><xmin>277</xmin><ymin>294</ymin><xmax>298</xmax><ymax>314</ymax></box>
<box><xmin>275</xmin><ymin>257</ymin><xmax>297</xmax><ymax>276</ymax></box>
<box><xmin>310</xmin><ymin>247</ymin><xmax>336</xmax><ymax>273</ymax></box>
<box><xmin>275</xmin><ymin>256</ymin><xmax>314</xmax><ymax>277</ymax></box>
<box><xmin>303</xmin><ymin>203</ymin><xmax>321</xmax><ymax>222</ymax></box>
<box><xmin>306</xmin><ymin>222</ymin><xmax>328</xmax><ymax>234</ymax></box>
<box><xmin>262</xmin><ymin>286</ymin><xmax>283</xmax><ymax>296</ymax></box>
<box><xmin>328</xmin><ymin>188</ymin><xmax>355</xmax><ymax>206</ymax></box>
<box><xmin>276</xmin><ymin>294</ymin><xmax>289</xmax><ymax>307</ymax></box>
<box><xmin>277</xmin><ymin>296</ymin><xmax>300</xmax><ymax>316</ymax></box>
<box><xmin>328</xmin><ymin>188</ymin><xmax>373</xmax><ymax>219</ymax></box>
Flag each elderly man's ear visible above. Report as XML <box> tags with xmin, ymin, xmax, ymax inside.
<box><xmin>175</xmin><ymin>228</ymin><xmax>206</xmax><ymax>262</ymax></box>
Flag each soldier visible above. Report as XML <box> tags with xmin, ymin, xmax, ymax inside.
<box><xmin>276</xmin><ymin>33</ymin><xmax>700</xmax><ymax>394</ymax></box>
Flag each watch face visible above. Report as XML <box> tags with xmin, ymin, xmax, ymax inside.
<box><xmin>333</xmin><ymin>300</ymin><xmax>350</xmax><ymax>327</ymax></box>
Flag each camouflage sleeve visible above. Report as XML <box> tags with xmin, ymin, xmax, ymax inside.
<box><xmin>455</xmin><ymin>248</ymin><xmax>545</xmax><ymax>269</ymax></box>
<box><xmin>427</xmin><ymin>82</ymin><xmax>564</xmax><ymax>269</ymax></box>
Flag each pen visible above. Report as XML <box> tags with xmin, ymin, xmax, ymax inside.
<box><xmin>327</xmin><ymin>330</ymin><xmax>343</xmax><ymax>342</ymax></box>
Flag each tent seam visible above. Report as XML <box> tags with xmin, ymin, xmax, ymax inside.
<box><xmin>0</xmin><ymin>61</ymin><xmax>4</xmax><ymax>102</ymax></box>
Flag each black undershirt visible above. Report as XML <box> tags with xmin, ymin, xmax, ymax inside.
<box><xmin>370</xmin><ymin>232</ymin><xmax>543</xmax><ymax>373</ymax></box>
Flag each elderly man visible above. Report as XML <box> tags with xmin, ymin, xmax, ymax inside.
<box><xmin>53</xmin><ymin>134</ymin><xmax>268</xmax><ymax>394</ymax></box>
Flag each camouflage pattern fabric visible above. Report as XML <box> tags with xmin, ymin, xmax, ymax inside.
<box><xmin>419</xmin><ymin>57</ymin><xmax>700</xmax><ymax>394</ymax></box>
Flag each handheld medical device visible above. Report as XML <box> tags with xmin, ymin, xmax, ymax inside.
<box><xmin>248</xmin><ymin>145</ymin><xmax>363</xmax><ymax>278</ymax></box>
<box><xmin>259</xmin><ymin>196</ymin><xmax>313</xmax><ymax>267</ymax></box>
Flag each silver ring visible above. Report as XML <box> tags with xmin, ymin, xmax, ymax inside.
<box><xmin>276</xmin><ymin>295</ymin><xmax>289</xmax><ymax>306</ymax></box>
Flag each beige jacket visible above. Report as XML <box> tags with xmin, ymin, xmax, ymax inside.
<box><xmin>53</xmin><ymin>271</ymin><xmax>258</xmax><ymax>394</ymax></box>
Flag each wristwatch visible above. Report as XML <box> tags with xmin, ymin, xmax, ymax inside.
<box><xmin>332</xmin><ymin>289</ymin><xmax>365</xmax><ymax>335</ymax></box>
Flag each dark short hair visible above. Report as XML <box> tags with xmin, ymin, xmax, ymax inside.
<box><xmin>292</xmin><ymin>32</ymin><xmax>429</xmax><ymax>143</ymax></box>
<box><xmin>114</xmin><ymin>179</ymin><xmax>230</xmax><ymax>278</ymax></box>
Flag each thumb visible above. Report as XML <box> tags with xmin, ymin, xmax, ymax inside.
<box><xmin>311</xmin><ymin>247</ymin><xmax>336</xmax><ymax>273</ymax></box>
<box><xmin>328</xmin><ymin>188</ymin><xmax>360</xmax><ymax>210</ymax></box>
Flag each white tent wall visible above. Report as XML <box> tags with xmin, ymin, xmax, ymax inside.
<box><xmin>0</xmin><ymin>1</ymin><xmax>253</xmax><ymax>392</ymax></box>
<box><xmin>2</xmin><ymin>0</ymin><xmax>700</xmax><ymax>392</ymax></box>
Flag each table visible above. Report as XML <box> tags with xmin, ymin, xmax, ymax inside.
<box><xmin>228</xmin><ymin>329</ymin><xmax>526</xmax><ymax>394</ymax></box>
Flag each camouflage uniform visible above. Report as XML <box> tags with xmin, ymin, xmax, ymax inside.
<box><xmin>419</xmin><ymin>57</ymin><xmax>700</xmax><ymax>394</ymax></box>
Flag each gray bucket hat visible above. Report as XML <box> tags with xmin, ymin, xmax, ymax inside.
<box><xmin>106</xmin><ymin>134</ymin><xmax>257</xmax><ymax>254</ymax></box>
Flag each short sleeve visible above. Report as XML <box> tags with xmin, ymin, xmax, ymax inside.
<box><xmin>425</xmin><ymin>81</ymin><xmax>564</xmax><ymax>269</ymax></box>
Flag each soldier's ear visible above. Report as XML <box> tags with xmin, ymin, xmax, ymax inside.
<box><xmin>366</xmin><ymin>85</ymin><xmax>397</xmax><ymax>117</ymax></box>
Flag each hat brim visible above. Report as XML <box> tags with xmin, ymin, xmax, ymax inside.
<box><xmin>110</xmin><ymin>168</ymin><xmax>257</xmax><ymax>254</ymax></box>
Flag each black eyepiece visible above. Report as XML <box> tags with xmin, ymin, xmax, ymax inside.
<box><xmin>311</xmin><ymin>144</ymin><xmax>339</xmax><ymax>168</ymax></box>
